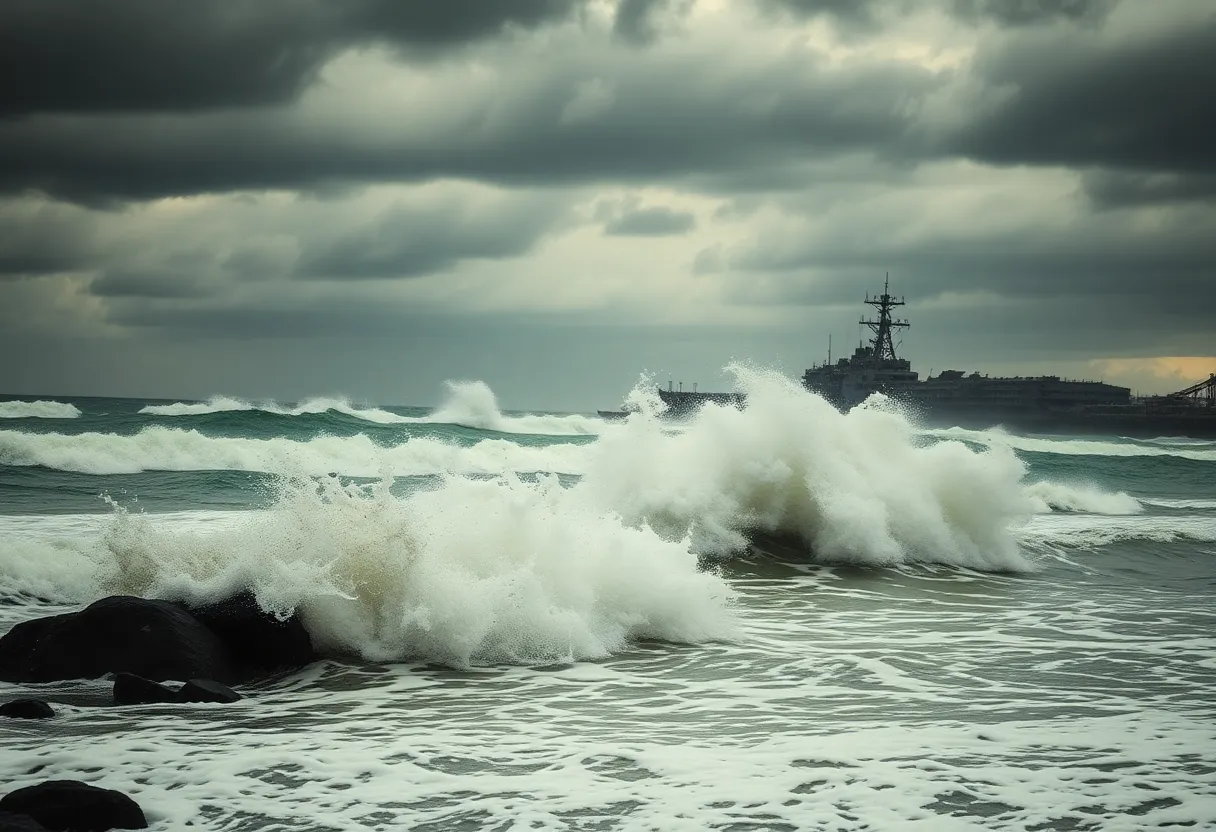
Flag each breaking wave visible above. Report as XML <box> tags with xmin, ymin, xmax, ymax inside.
<box><xmin>0</xmin><ymin>476</ymin><xmax>738</xmax><ymax>667</ymax></box>
<box><xmin>140</xmin><ymin>395</ymin><xmax>411</xmax><ymax>425</ymax></box>
<box><xmin>930</xmin><ymin>426</ymin><xmax>1216</xmax><ymax>463</ymax></box>
<box><xmin>139</xmin><ymin>384</ymin><xmax>602</xmax><ymax>436</ymax></box>
<box><xmin>0</xmin><ymin>400</ymin><xmax>81</xmax><ymax>419</ymax></box>
<box><xmin>0</xmin><ymin>427</ymin><xmax>584</xmax><ymax>477</ymax></box>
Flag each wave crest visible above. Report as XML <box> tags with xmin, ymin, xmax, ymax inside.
<box><xmin>0</xmin><ymin>400</ymin><xmax>81</xmax><ymax>419</ymax></box>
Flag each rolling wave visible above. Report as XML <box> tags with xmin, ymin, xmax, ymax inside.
<box><xmin>930</xmin><ymin>426</ymin><xmax>1216</xmax><ymax>462</ymax></box>
<box><xmin>139</xmin><ymin>382</ymin><xmax>602</xmax><ymax>436</ymax></box>
<box><xmin>0</xmin><ymin>427</ymin><xmax>586</xmax><ymax>477</ymax></box>
<box><xmin>0</xmin><ymin>400</ymin><xmax>82</xmax><ymax>419</ymax></box>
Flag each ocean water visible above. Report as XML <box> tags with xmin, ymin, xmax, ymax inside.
<box><xmin>1</xmin><ymin>371</ymin><xmax>1214</xmax><ymax>830</ymax></box>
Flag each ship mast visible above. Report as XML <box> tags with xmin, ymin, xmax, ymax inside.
<box><xmin>859</xmin><ymin>273</ymin><xmax>908</xmax><ymax>364</ymax></box>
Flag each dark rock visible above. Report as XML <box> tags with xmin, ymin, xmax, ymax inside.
<box><xmin>0</xmin><ymin>596</ymin><xmax>233</xmax><ymax>684</ymax></box>
<box><xmin>0</xmin><ymin>699</ymin><xmax>54</xmax><ymax>719</ymax></box>
<box><xmin>188</xmin><ymin>590</ymin><xmax>316</xmax><ymax>680</ymax></box>
<box><xmin>177</xmin><ymin>679</ymin><xmax>241</xmax><ymax>704</ymax></box>
<box><xmin>112</xmin><ymin>673</ymin><xmax>178</xmax><ymax>706</ymax></box>
<box><xmin>0</xmin><ymin>781</ymin><xmax>147</xmax><ymax>830</ymax></box>
<box><xmin>0</xmin><ymin>810</ymin><xmax>50</xmax><ymax>831</ymax></box>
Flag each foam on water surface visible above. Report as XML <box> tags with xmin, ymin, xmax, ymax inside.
<box><xmin>138</xmin><ymin>383</ymin><xmax>603</xmax><ymax>435</ymax></box>
<box><xmin>0</xmin><ymin>399</ymin><xmax>82</xmax><ymax>419</ymax></box>
<box><xmin>2</xmin><ymin>560</ymin><xmax>1212</xmax><ymax>831</ymax></box>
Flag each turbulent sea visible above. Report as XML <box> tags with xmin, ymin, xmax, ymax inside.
<box><xmin>1</xmin><ymin>371</ymin><xmax>1214</xmax><ymax>830</ymax></box>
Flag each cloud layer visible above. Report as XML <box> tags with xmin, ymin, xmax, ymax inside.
<box><xmin>0</xmin><ymin>0</ymin><xmax>1211</xmax><ymax>407</ymax></box>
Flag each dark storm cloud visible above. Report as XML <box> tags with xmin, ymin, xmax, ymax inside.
<box><xmin>90</xmin><ymin>271</ymin><xmax>216</xmax><ymax>299</ymax></box>
<box><xmin>0</xmin><ymin>0</ymin><xmax>586</xmax><ymax>117</ymax></box>
<box><xmin>0</xmin><ymin>57</ymin><xmax>934</xmax><ymax>204</ymax></box>
<box><xmin>0</xmin><ymin>203</ymin><xmax>94</xmax><ymax>277</ymax></box>
<box><xmin>298</xmin><ymin>198</ymin><xmax>565</xmax><ymax>279</ymax></box>
<box><xmin>603</xmin><ymin>206</ymin><xmax>696</xmax><ymax>236</ymax></box>
<box><xmin>950</xmin><ymin>17</ymin><xmax>1216</xmax><ymax>174</ymax></box>
<box><xmin>949</xmin><ymin>0</ymin><xmax>1113</xmax><ymax>26</ymax></box>
<box><xmin>1081</xmin><ymin>170</ymin><xmax>1216</xmax><ymax>209</ymax></box>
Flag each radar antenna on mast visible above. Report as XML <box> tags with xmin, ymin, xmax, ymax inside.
<box><xmin>859</xmin><ymin>273</ymin><xmax>909</xmax><ymax>364</ymax></box>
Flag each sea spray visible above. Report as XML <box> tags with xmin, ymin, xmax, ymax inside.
<box><xmin>70</xmin><ymin>473</ymin><xmax>738</xmax><ymax>667</ymax></box>
<box><xmin>582</xmin><ymin>367</ymin><xmax>1039</xmax><ymax>570</ymax></box>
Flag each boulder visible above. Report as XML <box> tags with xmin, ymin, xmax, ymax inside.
<box><xmin>0</xmin><ymin>781</ymin><xmax>146</xmax><ymax>831</ymax></box>
<box><xmin>177</xmin><ymin>679</ymin><xmax>241</xmax><ymax>704</ymax></box>
<box><xmin>187</xmin><ymin>591</ymin><xmax>316</xmax><ymax>680</ymax></box>
<box><xmin>0</xmin><ymin>699</ymin><xmax>54</xmax><ymax>720</ymax></box>
<box><xmin>112</xmin><ymin>673</ymin><xmax>178</xmax><ymax>706</ymax></box>
<box><xmin>0</xmin><ymin>596</ymin><xmax>233</xmax><ymax>684</ymax></box>
<box><xmin>0</xmin><ymin>811</ymin><xmax>50</xmax><ymax>831</ymax></box>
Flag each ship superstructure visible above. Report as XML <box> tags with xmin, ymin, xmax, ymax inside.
<box><xmin>803</xmin><ymin>276</ymin><xmax>920</xmax><ymax>408</ymax></box>
<box><xmin>803</xmin><ymin>279</ymin><xmax>1135</xmax><ymax>419</ymax></box>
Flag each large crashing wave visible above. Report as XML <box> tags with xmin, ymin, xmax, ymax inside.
<box><xmin>581</xmin><ymin>367</ymin><xmax>1039</xmax><ymax>571</ymax></box>
<box><xmin>0</xmin><ymin>477</ymin><xmax>737</xmax><ymax>667</ymax></box>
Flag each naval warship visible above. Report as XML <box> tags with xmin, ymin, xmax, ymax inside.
<box><xmin>620</xmin><ymin>279</ymin><xmax>1216</xmax><ymax>438</ymax></box>
<box><xmin>800</xmin><ymin>279</ymin><xmax>1216</xmax><ymax>438</ymax></box>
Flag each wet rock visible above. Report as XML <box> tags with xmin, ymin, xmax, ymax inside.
<box><xmin>188</xmin><ymin>590</ymin><xmax>316</xmax><ymax>680</ymax></box>
<box><xmin>0</xmin><ymin>781</ymin><xmax>147</xmax><ymax>831</ymax></box>
<box><xmin>0</xmin><ymin>596</ymin><xmax>233</xmax><ymax>684</ymax></box>
<box><xmin>0</xmin><ymin>811</ymin><xmax>50</xmax><ymax>831</ymax></box>
<box><xmin>177</xmin><ymin>679</ymin><xmax>241</xmax><ymax>704</ymax></box>
<box><xmin>0</xmin><ymin>699</ymin><xmax>54</xmax><ymax>720</ymax></box>
<box><xmin>112</xmin><ymin>673</ymin><xmax>179</xmax><ymax>706</ymax></box>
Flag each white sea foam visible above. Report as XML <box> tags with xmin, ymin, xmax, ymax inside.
<box><xmin>140</xmin><ymin>395</ymin><xmax>411</xmax><ymax>424</ymax></box>
<box><xmin>1141</xmin><ymin>497</ymin><xmax>1216</xmax><ymax>510</ymax></box>
<box><xmin>578</xmin><ymin>368</ymin><xmax>1039</xmax><ymax>571</ymax></box>
<box><xmin>0</xmin><ymin>427</ymin><xmax>586</xmax><ymax>477</ymax></box>
<box><xmin>930</xmin><ymin>426</ymin><xmax>1216</xmax><ymax>462</ymax></box>
<box><xmin>0</xmin><ymin>399</ymin><xmax>82</xmax><ymax>419</ymax></box>
<box><xmin>1019</xmin><ymin>512</ymin><xmax>1216</xmax><ymax>550</ymax></box>
<box><xmin>0</xmin><ymin>475</ymin><xmax>737</xmax><ymax>666</ymax></box>
<box><xmin>140</xmin><ymin>384</ymin><xmax>603</xmax><ymax>435</ymax></box>
<box><xmin>1022</xmin><ymin>481</ymin><xmax>1143</xmax><ymax>515</ymax></box>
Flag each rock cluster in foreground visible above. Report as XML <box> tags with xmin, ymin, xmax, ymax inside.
<box><xmin>0</xmin><ymin>780</ymin><xmax>147</xmax><ymax>831</ymax></box>
<box><xmin>0</xmin><ymin>592</ymin><xmax>316</xmax><ymax>685</ymax></box>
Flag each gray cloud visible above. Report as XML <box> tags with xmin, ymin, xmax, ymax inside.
<box><xmin>1082</xmin><ymin>170</ymin><xmax>1216</xmax><ymax>209</ymax></box>
<box><xmin>0</xmin><ymin>55</ymin><xmax>934</xmax><ymax>204</ymax></box>
<box><xmin>950</xmin><ymin>0</ymin><xmax>1114</xmax><ymax>26</ymax></box>
<box><xmin>949</xmin><ymin>18</ymin><xmax>1216</xmax><ymax>174</ymax></box>
<box><xmin>90</xmin><ymin>271</ymin><xmax>216</xmax><ymax>299</ymax></box>
<box><xmin>762</xmin><ymin>0</ymin><xmax>884</xmax><ymax>29</ymax></box>
<box><xmin>613</xmin><ymin>0</ymin><xmax>676</xmax><ymax>44</ymax></box>
<box><xmin>298</xmin><ymin>197</ymin><xmax>567</xmax><ymax>279</ymax></box>
<box><xmin>0</xmin><ymin>202</ymin><xmax>95</xmax><ymax>277</ymax></box>
<box><xmin>604</xmin><ymin>206</ymin><xmax>696</xmax><ymax>236</ymax></box>
<box><xmin>0</xmin><ymin>0</ymin><xmax>586</xmax><ymax>117</ymax></box>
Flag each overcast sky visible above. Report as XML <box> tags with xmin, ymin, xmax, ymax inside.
<box><xmin>1</xmin><ymin>0</ymin><xmax>1212</xmax><ymax>410</ymax></box>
